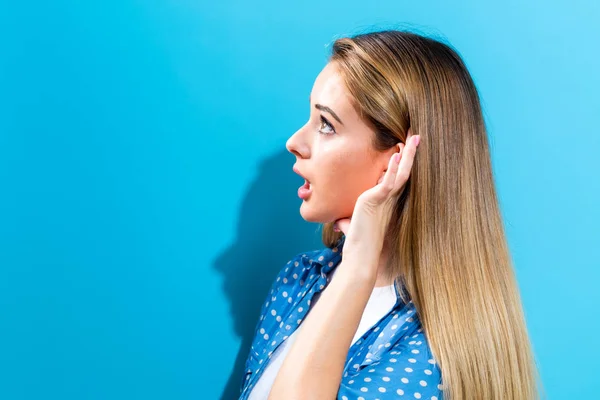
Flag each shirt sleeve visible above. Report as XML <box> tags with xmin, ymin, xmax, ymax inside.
<box><xmin>337</xmin><ymin>349</ymin><xmax>444</xmax><ymax>400</ymax></box>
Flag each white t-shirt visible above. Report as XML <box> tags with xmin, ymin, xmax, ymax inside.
<box><xmin>248</xmin><ymin>266</ymin><xmax>397</xmax><ymax>400</ymax></box>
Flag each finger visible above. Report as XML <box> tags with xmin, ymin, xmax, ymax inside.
<box><xmin>371</xmin><ymin>148</ymin><xmax>402</xmax><ymax>203</ymax></box>
<box><xmin>334</xmin><ymin>218</ymin><xmax>351</xmax><ymax>235</ymax></box>
<box><xmin>393</xmin><ymin>134</ymin><xmax>420</xmax><ymax>193</ymax></box>
<box><xmin>377</xmin><ymin>142</ymin><xmax>403</xmax><ymax>185</ymax></box>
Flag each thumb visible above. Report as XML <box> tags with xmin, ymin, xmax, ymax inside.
<box><xmin>334</xmin><ymin>218</ymin><xmax>351</xmax><ymax>235</ymax></box>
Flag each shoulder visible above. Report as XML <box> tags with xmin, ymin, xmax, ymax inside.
<box><xmin>255</xmin><ymin>247</ymin><xmax>326</xmax><ymax>316</ymax></box>
<box><xmin>269</xmin><ymin>248</ymin><xmax>323</xmax><ymax>291</ymax></box>
<box><xmin>267</xmin><ymin>238</ymin><xmax>345</xmax><ymax>297</ymax></box>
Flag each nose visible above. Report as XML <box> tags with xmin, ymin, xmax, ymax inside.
<box><xmin>286</xmin><ymin>127</ymin><xmax>309</xmax><ymax>159</ymax></box>
<box><xmin>285</xmin><ymin>136</ymin><xmax>296</xmax><ymax>155</ymax></box>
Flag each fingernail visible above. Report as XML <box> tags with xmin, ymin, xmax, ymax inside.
<box><xmin>415</xmin><ymin>135</ymin><xmax>421</xmax><ymax>146</ymax></box>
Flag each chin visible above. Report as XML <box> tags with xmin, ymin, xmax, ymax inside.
<box><xmin>299</xmin><ymin>202</ymin><xmax>323</xmax><ymax>222</ymax></box>
<box><xmin>299</xmin><ymin>201</ymin><xmax>338</xmax><ymax>224</ymax></box>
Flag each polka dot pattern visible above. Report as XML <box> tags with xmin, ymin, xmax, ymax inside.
<box><xmin>239</xmin><ymin>236</ymin><xmax>444</xmax><ymax>400</ymax></box>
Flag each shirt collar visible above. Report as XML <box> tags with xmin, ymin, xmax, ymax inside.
<box><xmin>304</xmin><ymin>234</ymin><xmax>411</xmax><ymax>307</ymax></box>
<box><xmin>301</xmin><ymin>235</ymin><xmax>346</xmax><ymax>274</ymax></box>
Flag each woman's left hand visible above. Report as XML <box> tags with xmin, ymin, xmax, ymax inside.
<box><xmin>334</xmin><ymin>132</ymin><xmax>421</xmax><ymax>275</ymax></box>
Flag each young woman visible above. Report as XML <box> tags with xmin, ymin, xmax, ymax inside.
<box><xmin>239</xmin><ymin>29</ymin><xmax>542</xmax><ymax>400</ymax></box>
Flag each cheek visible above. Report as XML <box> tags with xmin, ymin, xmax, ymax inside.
<box><xmin>321</xmin><ymin>153</ymin><xmax>380</xmax><ymax>213</ymax></box>
<box><xmin>298</xmin><ymin>140</ymin><xmax>383</xmax><ymax>223</ymax></box>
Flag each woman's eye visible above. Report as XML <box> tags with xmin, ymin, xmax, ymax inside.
<box><xmin>318</xmin><ymin>115</ymin><xmax>336</xmax><ymax>135</ymax></box>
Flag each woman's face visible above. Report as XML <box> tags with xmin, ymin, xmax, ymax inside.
<box><xmin>286</xmin><ymin>62</ymin><xmax>399</xmax><ymax>223</ymax></box>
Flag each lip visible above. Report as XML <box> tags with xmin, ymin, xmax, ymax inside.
<box><xmin>292</xmin><ymin>165</ymin><xmax>309</xmax><ymax>182</ymax></box>
<box><xmin>298</xmin><ymin>181</ymin><xmax>312</xmax><ymax>200</ymax></box>
<box><xmin>293</xmin><ymin>165</ymin><xmax>312</xmax><ymax>200</ymax></box>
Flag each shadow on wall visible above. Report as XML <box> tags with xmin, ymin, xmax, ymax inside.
<box><xmin>214</xmin><ymin>149</ymin><xmax>324</xmax><ymax>400</ymax></box>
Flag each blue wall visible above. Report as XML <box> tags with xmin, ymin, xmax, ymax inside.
<box><xmin>1</xmin><ymin>1</ymin><xmax>598</xmax><ymax>399</ymax></box>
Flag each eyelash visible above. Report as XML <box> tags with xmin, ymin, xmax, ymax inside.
<box><xmin>318</xmin><ymin>115</ymin><xmax>336</xmax><ymax>135</ymax></box>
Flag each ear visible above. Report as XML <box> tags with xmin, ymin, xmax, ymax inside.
<box><xmin>381</xmin><ymin>127</ymin><xmax>410</xmax><ymax>176</ymax></box>
<box><xmin>378</xmin><ymin>142</ymin><xmax>403</xmax><ymax>183</ymax></box>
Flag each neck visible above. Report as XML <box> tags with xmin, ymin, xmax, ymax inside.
<box><xmin>374</xmin><ymin>238</ymin><xmax>395</xmax><ymax>287</ymax></box>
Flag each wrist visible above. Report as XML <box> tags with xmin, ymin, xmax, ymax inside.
<box><xmin>335</xmin><ymin>258</ymin><xmax>378</xmax><ymax>288</ymax></box>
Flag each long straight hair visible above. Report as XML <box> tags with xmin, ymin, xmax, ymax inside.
<box><xmin>321</xmin><ymin>29</ymin><xmax>543</xmax><ymax>399</ymax></box>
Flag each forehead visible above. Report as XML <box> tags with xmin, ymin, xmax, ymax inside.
<box><xmin>310</xmin><ymin>63</ymin><xmax>354</xmax><ymax>116</ymax></box>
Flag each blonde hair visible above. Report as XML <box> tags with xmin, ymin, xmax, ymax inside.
<box><xmin>321</xmin><ymin>29</ymin><xmax>544</xmax><ymax>399</ymax></box>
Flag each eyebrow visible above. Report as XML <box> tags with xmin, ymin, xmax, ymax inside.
<box><xmin>309</xmin><ymin>95</ymin><xmax>344</xmax><ymax>126</ymax></box>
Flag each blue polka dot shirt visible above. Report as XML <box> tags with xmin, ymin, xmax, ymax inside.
<box><xmin>239</xmin><ymin>236</ymin><xmax>444</xmax><ymax>399</ymax></box>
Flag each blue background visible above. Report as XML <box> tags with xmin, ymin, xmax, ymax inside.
<box><xmin>1</xmin><ymin>1</ymin><xmax>598</xmax><ymax>399</ymax></box>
